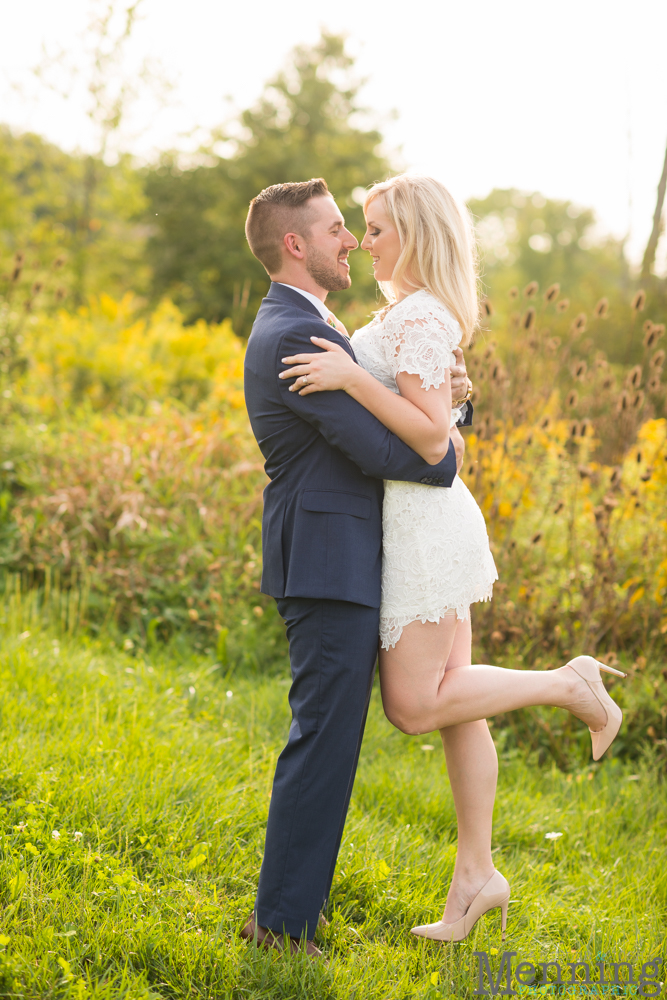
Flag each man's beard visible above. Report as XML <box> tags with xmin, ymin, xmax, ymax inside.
<box><xmin>304</xmin><ymin>244</ymin><xmax>351</xmax><ymax>292</ymax></box>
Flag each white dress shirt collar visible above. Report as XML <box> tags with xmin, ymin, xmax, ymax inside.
<box><xmin>276</xmin><ymin>283</ymin><xmax>330</xmax><ymax>322</ymax></box>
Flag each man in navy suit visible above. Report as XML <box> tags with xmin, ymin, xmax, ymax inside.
<box><xmin>241</xmin><ymin>178</ymin><xmax>471</xmax><ymax>956</ymax></box>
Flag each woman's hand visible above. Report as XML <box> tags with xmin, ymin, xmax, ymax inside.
<box><xmin>279</xmin><ymin>337</ymin><xmax>359</xmax><ymax>395</ymax></box>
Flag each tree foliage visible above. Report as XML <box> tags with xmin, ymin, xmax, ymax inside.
<box><xmin>145</xmin><ymin>33</ymin><xmax>394</xmax><ymax>334</ymax></box>
<box><xmin>0</xmin><ymin>127</ymin><xmax>148</xmax><ymax>308</ymax></box>
<box><xmin>469</xmin><ymin>189</ymin><xmax>642</xmax><ymax>362</ymax></box>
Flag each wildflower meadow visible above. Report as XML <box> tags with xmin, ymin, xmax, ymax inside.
<box><xmin>0</xmin><ymin>270</ymin><xmax>666</xmax><ymax>998</ymax></box>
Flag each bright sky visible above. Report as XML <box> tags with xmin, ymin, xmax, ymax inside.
<box><xmin>2</xmin><ymin>0</ymin><xmax>667</xmax><ymax>271</ymax></box>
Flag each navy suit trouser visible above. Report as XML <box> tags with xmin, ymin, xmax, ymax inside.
<box><xmin>255</xmin><ymin>597</ymin><xmax>379</xmax><ymax>939</ymax></box>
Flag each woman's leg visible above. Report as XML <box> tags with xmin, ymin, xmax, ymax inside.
<box><xmin>378</xmin><ymin>615</ymin><xmax>608</xmax><ymax>736</ymax></box>
<box><xmin>438</xmin><ymin>618</ymin><xmax>498</xmax><ymax>922</ymax></box>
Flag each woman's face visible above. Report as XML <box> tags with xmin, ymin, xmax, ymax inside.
<box><xmin>361</xmin><ymin>196</ymin><xmax>402</xmax><ymax>285</ymax></box>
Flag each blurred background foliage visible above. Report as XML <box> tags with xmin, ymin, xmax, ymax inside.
<box><xmin>1</xmin><ymin>29</ymin><xmax>667</xmax><ymax>762</ymax></box>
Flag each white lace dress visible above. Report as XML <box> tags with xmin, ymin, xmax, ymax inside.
<box><xmin>351</xmin><ymin>290</ymin><xmax>498</xmax><ymax>649</ymax></box>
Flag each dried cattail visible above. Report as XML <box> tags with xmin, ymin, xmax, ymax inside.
<box><xmin>31</xmin><ymin>281</ymin><xmax>43</xmax><ymax>295</ymax></box>
<box><xmin>11</xmin><ymin>263</ymin><xmax>22</xmax><ymax>283</ymax></box>
<box><xmin>531</xmin><ymin>533</ymin><xmax>542</xmax><ymax>544</ymax></box>
<box><xmin>490</xmin><ymin>363</ymin><xmax>503</xmax><ymax>382</ymax></box>
<box><xmin>53</xmin><ymin>255</ymin><xmax>66</xmax><ymax>269</ymax></box>
<box><xmin>569</xmin><ymin>420</ymin><xmax>580</xmax><ymax>438</ymax></box>
<box><xmin>626</xmin><ymin>365</ymin><xmax>642</xmax><ymax>389</ymax></box>
<box><xmin>570</xmin><ymin>313</ymin><xmax>587</xmax><ymax>336</ymax></box>
<box><xmin>648</xmin><ymin>374</ymin><xmax>662</xmax><ymax>393</ymax></box>
<box><xmin>636</xmin><ymin>450</ymin><xmax>642</xmax><ymax>464</ymax></box>
<box><xmin>572</xmin><ymin>360</ymin><xmax>587</xmax><ymax>380</ymax></box>
<box><xmin>632</xmin><ymin>390</ymin><xmax>645</xmax><ymax>410</ymax></box>
<box><xmin>578</xmin><ymin>464</ymin><xmax>592</xmax><ymax>478</ymax></box>
<box><xmin>644</xmin><ymin>323</ymin><xmax>664</xmax><ymax>349</ymax></box>
<box><xmin>553</xmin><ymin>501</ymin><xmax>564</xmax><ymax>513</ymax></box>
<box><xmin>640</xmin><ymin>468</ymin><xmax>653</xmax><ymax>482</ymax></box>
<box><xmin>483</xmin><ymin>343</ymin><xmax>496</xmax><ymax>360</ymax></box>
<box><xmin>650</xmin><ymin>349</ymin><xmax>665</xmax><ymax>370</ymax></box>
<box><xmin>522</xmin><ymin>307</ymin><xmax>536</xmax><ymax>330</ymax></box>
<box><xmin>616</xmin><ymin>390</ymin><xmax>629</xmax><ymax>413</ymax></box>
<box><xmin>610</xmin><ymin>468</ymin><xmax>622</xmax><ymax>486</ymax></box>
<box><xmin>643</xmin><ymin>320</ymin><xmax>653</xmax><ymax>335</ymax></box>
<box><xmin>594</xmin><ymin>298</ymin><xmax>609</xmax><ymax>318</ymax></box>
<box><xmin>631</xmin><ymin>290</ymin><xmax>646</xmax><ymax>311</ymax></box>
<box><xmin>467</xmin><ymin>464</ymin><xmax>475</xmax><ymax>477</ymax></box>
<box><xmin>556</xmin><ymin>298</ymin><xmax>570</xmax><ymax>313</ymax></box>
<box><xmin>579</xmin><ymin>418</ymin><xmax>592</xmax><ymax>437</ymax></box>
<box><xmin>540</xmin><ymin>417</ymin><xmax>551</xmax><ymax>430</ymax></box>
<box><xmin>566</xmin><ymin>390</ymin><xmax>579</xmax><ymax>408</ymax></box>
<box><xmin>544</xmin><ymin>283</ymin><xmax>560</xmax><ymax>302</ymax></box>
<box><xmin>508</xmin><ymin>286</ymin><xmax>519</xmax><ymax>300</ymax></box>
<box><xmin>480</xmin><ymin>297</ymin><xmax>494</xmax><ymax>317</ymax></box>
<box><xmin>523</xmin><ymin>281</ymin><xmax>539</xmax><ymax>299</ymax></box>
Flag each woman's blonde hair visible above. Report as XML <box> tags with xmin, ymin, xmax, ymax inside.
<box><xmin>364</xmin><ymin>174</ymin><xmax>479</xmax><ymax>345</ymax></box>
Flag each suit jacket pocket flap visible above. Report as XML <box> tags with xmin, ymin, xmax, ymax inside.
<box><xmin>301</xmin><ymin>490</ymin><xmax>371</xmax><ymax>519</ymax></box>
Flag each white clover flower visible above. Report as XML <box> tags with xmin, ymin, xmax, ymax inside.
<box><xmin>545</xmin><ymin>831</ymin><xmax>563</xmax><ymax>840</ymax></box>
<box><xmin>52</xmin><ymin>830</ymin><xmax>61</xmax><ymax>840</ymax></box>
<box><xmin>73</xmin><ymin>831</ymin><xmax>83</xmax><ymax>842</ymax></box>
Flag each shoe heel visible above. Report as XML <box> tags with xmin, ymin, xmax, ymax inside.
<box><xmin>500</xmin><ymin>896</ymin><xmax>509</xmax><ymax>941</ymax></box>
<box><xmin>597</xmin><ymin>660</ymin><xmax>626</xmax><ymax>678</ymax></box>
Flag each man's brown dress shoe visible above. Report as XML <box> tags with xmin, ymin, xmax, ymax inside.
<box><xmin>240</xmin><ymin>914</ymin><xmax>322</xmax><ymax>958</ymax></box>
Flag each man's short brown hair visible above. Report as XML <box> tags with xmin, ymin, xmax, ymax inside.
<box><xmin>245</xmin><ymin>178</ymin><xmax>330</xmax><ymax>275</ymax></box>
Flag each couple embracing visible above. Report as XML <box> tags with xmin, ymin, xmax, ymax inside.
<box><xmin>241</xmin><ymin>174</ymin><xmax>625</xmax><ymax>958</ymax></box>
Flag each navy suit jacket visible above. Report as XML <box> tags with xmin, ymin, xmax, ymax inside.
<box><xmin>243</xmin><ymin>282</ymin><xmax>469</xmax><ymax>609</ymax></box>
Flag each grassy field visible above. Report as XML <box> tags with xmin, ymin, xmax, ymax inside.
<box><xmin>1</xmin><ymin>608</ymin><xmax>666</xmax><ymax>1000</ymax></box>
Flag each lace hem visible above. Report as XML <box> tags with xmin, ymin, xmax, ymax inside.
<box><xmin>379</xmin><ymin>581</ymin><xmax>495</xmax><ymax>650</ymax></box>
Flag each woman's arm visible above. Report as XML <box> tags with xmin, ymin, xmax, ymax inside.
<box><xmin>279</xmin><ymin>336</ymin><xmax>451</xmax><ymax>464</ymax></box>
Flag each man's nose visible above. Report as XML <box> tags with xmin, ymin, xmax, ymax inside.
<box><xmin>343</xmin><ymin>227</ymin><xmax>359</xmax><ymax>249</ymax></box>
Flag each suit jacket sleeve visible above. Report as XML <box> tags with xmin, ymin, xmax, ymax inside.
<box><xmin>278</xmin><ymin>325</ymin><xmax>458</xmax><ymax>487</ymax></box>
<box><xmin>456</xmin><ymin>401</ymin><xmax>473</xmax><ymax>427</ymax></box>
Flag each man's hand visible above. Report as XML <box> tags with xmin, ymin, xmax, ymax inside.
<box><xmin>451</xmin><ymin>426</ymin><xmax>465</xmax><ymax>474</ymax></box>
<box><xmin>450</xmin><ymin>347</ymin><xmax>471</xmax><ymax>405</ymax></box>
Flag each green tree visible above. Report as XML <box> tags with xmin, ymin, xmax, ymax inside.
<box><xmin>0</xmin><ymin>127</ymin><xmax>148</xmax><ymax>309</ymax></box>
<box><xmin>468</xmin><ymin>189</ymin><xmax>639</xmax><ymax>362</ymax></box>
<box><xmin>29</xmin><ymin>0</ymin><xmax>168</xmax><ymax>304</ymax></box>
<box><xmin>145</xmin><ymin>32</ymin><xmax>394</xmax><ymax>334</ymax></box>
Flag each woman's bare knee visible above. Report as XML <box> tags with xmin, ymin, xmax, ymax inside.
<box><xmin>382</xmin><ymin>695</ymin><xmax>432</xmax><ymax>735</ymax></box>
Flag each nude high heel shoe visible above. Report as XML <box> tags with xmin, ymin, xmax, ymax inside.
<box><xmin>411</xmin><ymin>870</ymin><xmax>510</xmax><ymax>943</ymax></box>
<box><xmin>565</xmin><ymin>655</ymin><xmax>626</xmax><ymax>760</ymax></box>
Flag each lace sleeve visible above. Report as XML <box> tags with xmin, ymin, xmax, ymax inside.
<box><xmin>384</xmin><ymin>293</ymin><xmax>462</xmax><ymax>391</ymax></box>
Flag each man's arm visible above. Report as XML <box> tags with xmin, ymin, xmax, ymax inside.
<box><xmin>278</xmin><ymin>325</ymin><xmax>458</xmax><ymax>486</ymax></box>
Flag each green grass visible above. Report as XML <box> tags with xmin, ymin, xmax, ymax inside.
<box><xmin>1</xmin><ymin>616</ymin><xmax>666</xmax><ymax>999</ymax></box>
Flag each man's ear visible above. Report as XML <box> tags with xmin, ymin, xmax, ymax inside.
<box><xmin>284</xmin><ymin>232</ymin><xmax>305</xmax><ymax>260</ymax></box>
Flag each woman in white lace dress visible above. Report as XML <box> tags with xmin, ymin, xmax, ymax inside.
<box><xmin>280</xmin><ymin>174</ymin><xmax>624</xmax><ymax>942</ymax></box>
